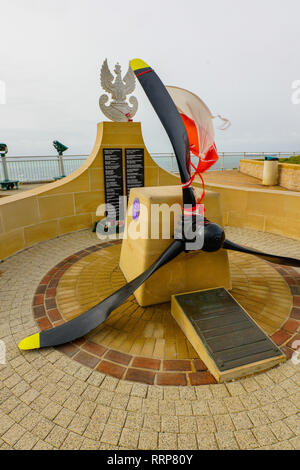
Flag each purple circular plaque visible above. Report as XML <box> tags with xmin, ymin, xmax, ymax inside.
<box><xmin>132</xmin><ymin>198</ymin><xmax>140</xmax><ymax>221</ymax></box>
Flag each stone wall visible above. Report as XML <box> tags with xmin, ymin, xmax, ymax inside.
<box><xmin>203</xmin><ymin>181</ymin><xmax>300</xmax><ymax>241</ymax></box>
<box><xmin>1</xmin><ymin>133</ymin><xmax>300</xmax><ymax>261</ymax></box>
<box><xmin>240</xmin><ymin>159</ymin><xmax>300</xmax><ymax>191</ymax></box>
<box><xmin>0</xmin><ymin>122</ymin><xmax>179</xmax><ymax>260</ymax></box>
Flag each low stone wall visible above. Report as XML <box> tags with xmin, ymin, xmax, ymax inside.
<box><xmin>204</xmin><ymin>181</ymin><xmax>300</xmax><ymax>241</ymax></box>
<box><xmin>240</xmin><ymin>159</ymin><xmax>300</xmax><ymax>191</ymax></box>
<box><xmin>0</xmin><ymin>122</ymin><xmax>179</xmax><ymax>260</ymax></box>
<box><xmin>2</xmin><ymin>132</ymin><xmax>300</xmax><ymax>261</ymax></box>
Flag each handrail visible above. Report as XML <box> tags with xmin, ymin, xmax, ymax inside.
<box><xmin>1</xmin><ymin>151</ymin><xmax>299</xmax><ymax>183</ymax></box>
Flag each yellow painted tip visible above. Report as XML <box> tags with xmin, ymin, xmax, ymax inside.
<box><xmin>130</xmin><ymin>58</ymin><xmax>150</xmax><ymax>72</ymax></box>
<box><xmin>18</xmin><ymin>333</ymin><xmax>40</xmax><ymax>351</ymax></box>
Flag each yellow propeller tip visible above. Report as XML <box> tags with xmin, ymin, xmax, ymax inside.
<box><xmin>130</xmin><ymin>58</ymin><xmax>150</xmax><ymax>72</ymax></box>
<box><xmin>18</xmin><ymin>333</ymin><xmax>40</xmax><ymax>350</ymax></box>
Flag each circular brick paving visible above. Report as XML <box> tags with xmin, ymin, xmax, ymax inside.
<box><xmin>32</xmin><ymin>240</ymin><xmax>300</xmax><ymax>386</ymax></box>
<box><xmin>1</xmin><ymin>228</ymin><xmax>300</xmax><ymax>450</ymax></box>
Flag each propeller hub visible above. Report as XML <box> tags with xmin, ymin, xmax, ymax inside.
<box><xmin>202</xmin><ymin>222</ymin><xmax>225</xmax><ymax>252</ymax></box>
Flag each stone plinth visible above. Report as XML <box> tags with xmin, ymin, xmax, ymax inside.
<box><xmin>119</xmin><ymin>185</ymin><xmax>231</xmax><ymax>306</ymax></box>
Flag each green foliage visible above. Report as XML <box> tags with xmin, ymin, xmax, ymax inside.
<box><xmin>279</xmin><ymin>155</ymin><xmax>300</xmax><ymax>164</ymax></box>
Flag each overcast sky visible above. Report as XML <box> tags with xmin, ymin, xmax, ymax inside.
<box><xmin>1</xmin><ymin>0</ymin><xmax>300</xmax><ymax>156</ymax></box>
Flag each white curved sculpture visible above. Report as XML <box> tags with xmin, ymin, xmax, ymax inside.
<box><xmin>99</xmin><ymin>59</ymin><xmax>138</xmax><ymax>122</ymax></box>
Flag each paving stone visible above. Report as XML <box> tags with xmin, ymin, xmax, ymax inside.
<box><xmin>262</xmin><ymin>403</ymin><xmax>285</xmax><ymax>422</ymax></box>
<box><xmin>92</xmin><ymin>404</ymin><xmax>110</xmax><ymax>423</ymax></box>
<box><xmin>158</xmin><ymin>432</ymin><xmax>177</xmax><ymax>450</ymax></box>
<box><xmin>175</xmin><ymin>400</ymin><xmax>193</xmax><ymax>416</ymax></box>
<box><xmin>226</xmin><ymin>382</ymin><xmax>247</xmax><ymax>397</ymax></box>
<box><xmin>270</xmin><ymin>421</ymin><xmax>295</xmax><ymax>441</ymax></box>
<box><xmin>45</xmin><ymin>425</ymin><xmax>69</xmax><ymax>448</ymax></box>
<box><xmin>215</xmin><ymin>431</ymin><xmax>239</xmax><ymax>450</ymax></box>
<box><xmin>247</xmin><ymin>409</ymin><xmax>270</xmax><ymax>427</ymax></box>
<box><xmin>100</xmin><ymin>376</ymin><xmax>119</xmax><ymax>392</ymax></box>
<box><xmin>252</xmin><ymin>425</ymin><xmax>278</xmax><ymax>446</ymax></box>
<box><xmin>196</xmin><ymin>415</ymin><xmax>216</xmax><ymax>433</ymax></box>
<box><xmin>147</xmin><ymin>385</ymin><xmax>164</xmax><ymax>400</ymax></box>
<box><xmin>284</xmin><ymin>415</ymin><xmax>300</xmax><ymax>435</ymax></box>
<box><xmin>81</xmin><ymin>385</ymin><xmax>99</xmax><ymax>402</ymax></box>
<box><xmin>107</xmin><ymin>409</ymin><xmax>127</xmax><ymax>427</ymax></box>
<box><xmin>14</xmin><ymin>431</ymin><xmax>39</xmax><ymax>450</ymax></box>
<box><xmin>126</xmin><ymin>396</ymin><xmax>143</xmax><ymax>412</ymax></box>
<box><xmin>269</xmin><ymin>440</ymin><xmax>294</xmax><ymax>450</ymax></box>
<box><xmin>77</xmin><ymin>400</ymin><xmax>97</xmax><ymax>418</ymax></box>
<box><xmin>191</xmin><ymin>400</ymin><xmax>210</xmax><ymax>416</ymax></box>
<box><xmin>208</xmin><ymin>399</ymin><xmax>227</xmax><ymax>415</ymax></box>
<box><xmin>51</xmin><ymin>388</ymin><xmax>70</xmax><ymax>406</ymax></box>
<box><xmin>161</xmin><ymin>415</ymin><xmax>179</xmax><ymax>433</ymax></box>
<box><xmin>68</xmin><ymin>414</ymin><xmax>90</xmax><ymax>435</ymax></box>
<box><xmin>84</xmin><ymin>418</ymin><xmax>105</xmax><ymax>440</ymax></box>
<box><xmin>54</xmin><ymin>408</ymin><xmax>75</xmax><ymax>428</ymax></box>
<box><xmin>196</xmin><ymin>432</ymin><xmax>218</xmax><ymax>450</ymax></box>
<box><xmin>289</xmin><ymin>436</ymin><xmax>300</xmax><ymax>449</ymax></box>
<box><xmin>163</xmin><ymin>386</ymin><xmax>180</xmax><ymax>401</ymax></box>
<box><xmin>80</xmin><ymin>437</ymin><xmax>100</xmax><ymax>450</ymax></box>
<box><xmin>31</xmin><ymin>417</ymin><xmax>54</xmax><ymax>440</ymax></box>
<box><xmin>131</xmin><ymin>383</ymin><xmax>148</xmax><ymax>398</ymax></box>
<box><xmin>278</xmin><ymin>398</ymin><xmax>299</xmax><ymax>417</ymax></box>
<box><xmin>19</xmin><ymin>410</ymin><xmax>40</xmax><ymax>431</ymax></box>
<box><xmin>234</xmin><ymin>429</ymin><xmax>258</xmax><ymax>449</ymax></box>
<box><xmin>60</xmin><ymin>431</ymin><xmax>84</xmax><ymax>450</ymax></box>
<box><xmin>138</xmin><ymin>430</ymin><xmax>158</xmax><ymax>450</ymax></box>
<box><xmin>224</xmin><ymin>396</ymin><xmax>245</xmax><ymax>413</ymax></box>
<box><xmin>178</xmin><ymin>416</ymin><xmax>197</xmax><ymax>433</ymax></box>
<box><xmin>119</xmin><ymin>427</ymin><xmax>139</xmax><ymax>448</ymax></box>
<box><xmin>241</xmin><ymin>377</ymin><xmax>261</xmax><ymax>393</ymax></box>
<box><xmin>100</xmin><ymin>423</ymin><xmax>122</xmax><ymax>445</ymax></box>
<box><xmin>214</xmin><ymin>414</ymin><xmax>235</xmax><ymax>432</ymax></box>
<box><xmin>33</xmin><ymin>440</ymin><xmax>54</xmax><ymax>450</ymax></box>
<box><xmin>63</xmin><ymin>394</ymin><xmax>83</xmax><ymax>412</ymax></box>
<box><xmin>96</xmin><ymin>390</ymin><xmax>114</xmax><ymax>407</ymax></box>
<box><xmin>110</xmin><ymin>393</ymin><xmax>129</xmax><ymax>410</ymax></box>
<box><xmin>178</xmin><ymin>433</ymin><xmax>197</xmax><ymax>450</ymax></box>
<box><xmin>0</xmin><ymin>413</ymin><xmax>14</xmax><ymax>436</ymax></box>
<box><xmin>143</xmin><ymin>414</ymin><xmax>161</xmax><ymax>432</ymax></box>
<box><xmin>2</xmin><ymin>423</ymin><xmax>25</xmax><ymax>446</ymax></box>
<box><xmin>9</xmin><ymin>403</ymin><xmax>31</xmax><ymax>423</ymax></box>
<box><xmin>0</xmin><ymin>396</ymin><xmax>21</xmax><ymax>414</ymax></box>
<box><xmin>142</xmin><ymin>398</ymin><xmax>159</xmax><ymax>415</ymax></box>
<box><xmin>159</xmin><ymin>400</ymin><xmax>176</xmax><ymax>416</ymax></box>
<box><xmin>41</xmin><ymin>402</ymin><xmax>62</xmax><ymax>421</ymax></box>
<box><xmin>231</xmin><ymin>411</ymin><xmax>253</xmax><ymax>431</ymax></box>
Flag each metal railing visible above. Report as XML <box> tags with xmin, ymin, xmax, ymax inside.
<box><xmin>0</xmin><ymin>151</ymin><xmax>299</xmax><ymax>183</ymax></box>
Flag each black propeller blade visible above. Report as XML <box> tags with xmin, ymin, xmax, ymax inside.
<box><xmin>130</xmin><ymin>59</ymin><xmax>196</xmax><ymax>208</ymax></box>
<box><xmin>19</xmin><ymin>240</ymin><xmax>185</xmax><ymax>349</ymax></box>
<box><xmin>223</xmin><ymin>239</ymin><xmax>300</xmax><ymax>267</ymax></box>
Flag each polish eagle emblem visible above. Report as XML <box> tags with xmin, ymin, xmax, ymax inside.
<box><xmin>99</xmin><ymin>59</ymin><xmax>138</xmax><ymax>122</ymax></box>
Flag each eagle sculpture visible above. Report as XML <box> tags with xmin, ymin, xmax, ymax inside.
<box><xmin>99</xmin><ymin>59</ymin><xmax>138</xmax><ymax>122</ymax></box>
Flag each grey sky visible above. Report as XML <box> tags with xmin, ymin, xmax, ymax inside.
<box><xmin>1</xmin><ymin>0</ymin><xmax>300</xmax><ymax>156</ymax></box>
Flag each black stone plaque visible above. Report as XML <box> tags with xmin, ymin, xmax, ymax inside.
<box><xmin>174</xmin><ymin>288</ymin><xmax>283</xmax><ymax>371</ymax></box>
<box><xmin>125</xmin><ymin>148</ymin><xmax>145</xmax><ymax>197</ymax></box>
<box><xmin>103</xmin><ymin>149</ymin><xmax>124</xmax><ymax>220</ymax></box>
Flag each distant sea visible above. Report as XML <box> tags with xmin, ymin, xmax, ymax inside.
<box><xmin>1</xmin><ymin>153</ymin><xmax>264</xmax><ymax>182</ymax></box>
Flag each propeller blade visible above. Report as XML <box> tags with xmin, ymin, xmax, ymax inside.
<box><xmin>223</xmin><ymin>239</ymin><xmax>300</xmax><ymax>267</ymax></box>
<box><xmin>130</xmin><ymin>58</ymin><xmax>196</xmax><ymax>208</ymax></box>
<box><xmin>19</xmin><ymin>240</ymin><xmax>185</xmax><ymax>350</ymax></box>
